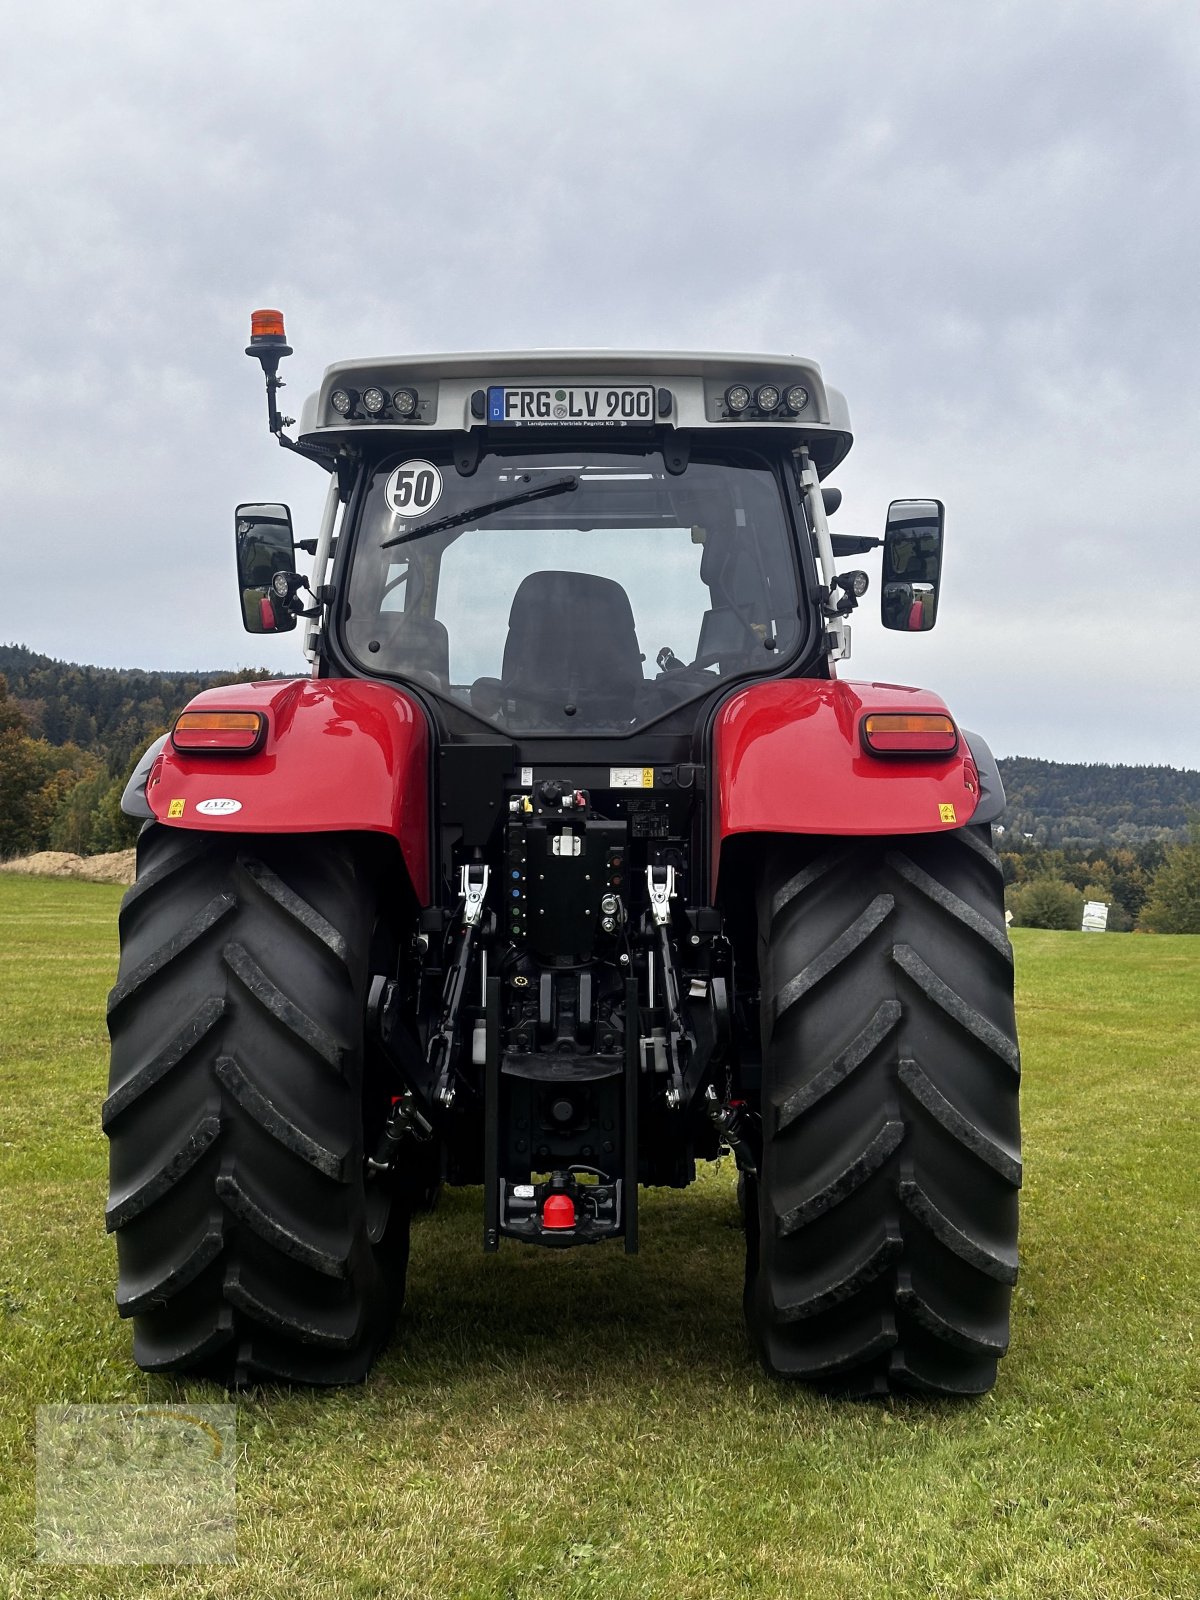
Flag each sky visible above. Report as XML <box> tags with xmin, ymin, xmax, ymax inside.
<box><xmin>1</xmin><ymin>0</ymin><xmax>1196</xmax><ymax>766</ymax></box>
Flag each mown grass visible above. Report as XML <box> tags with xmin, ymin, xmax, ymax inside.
<box><xmin>0</xmin><ymin>877</ymin><xmax>1196</xmax><ymax>1599</ymax></box>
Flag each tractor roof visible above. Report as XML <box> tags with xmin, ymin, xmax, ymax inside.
<box><xmin>296</xmin><ymin>350</ymin><xmax>852</xmax><ymax>472</ymax></box>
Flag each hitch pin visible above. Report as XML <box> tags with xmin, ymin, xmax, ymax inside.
<box><xmin>704</xmin><ymin>1085</ymin><xmax>758</xmax><ymax>1176</ymax></box>
<box><xmin>367</xmin><ymin>1092</ymin><xmax>433</xmax><ymax>1175</ymax></box>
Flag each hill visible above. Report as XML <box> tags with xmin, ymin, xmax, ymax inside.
<box><xmin>0</xmin><ymin>644</ymin><xmax>269</xmax><ymax>860</ymax></box>
<box><xmin>995</xmin><ymin>755</ymin><xmax>1200</xmax><ymax>847</ymax></box>
<box><xmin>2</xmin><ymin>643</ymin><xmax>1197</xmax><ymax>854</ymax></box>
<box><xmin>0</xmin><ymin>642</ymin><xmax>268</xmax><ymax>773</ymax></box>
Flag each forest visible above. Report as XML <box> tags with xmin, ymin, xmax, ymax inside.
<box><xmin>0</xmin><ymin>643</ymin><xmax>267</xmax><ymax>858</ymax></box>
<box><xmin>2</xmin><ymin>642</ymin><xmax>1198</xmax><ymax>931</ymax></box>
<box><xmin>995</xmin><ymin>754</ymin><xmax>1200</xmax><ymax>847</ymax></box>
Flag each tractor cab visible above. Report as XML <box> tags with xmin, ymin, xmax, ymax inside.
<box><xmin>237</xmin><ymin>334</ymin><xmax>954</xmax><ymax>750</ymax></box>
<box><xmin>241</xmin><ymin>346</ymin><xmax>858</xmax><ymax>689</ymax></box>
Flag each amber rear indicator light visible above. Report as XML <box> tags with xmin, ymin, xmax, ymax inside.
<box><xmin>861</xmin><ymin>712</ymin><xmax>958</xmax><ymax>756</ymax></box>
<box><xmin>172</xmin><ymin>710</ymin><xmax>266</xmax><ymax>754</ymax></box>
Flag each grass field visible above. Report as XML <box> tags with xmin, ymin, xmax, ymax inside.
<box><xmin>1</xmin><ymin>875</ymin><xmax>1197</xmax><ymax>1599</ymax></box>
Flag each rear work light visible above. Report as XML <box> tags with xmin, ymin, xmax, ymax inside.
<box><xmin>861</xmin><ymin>712</ymin><xmax>958</xmax><ymax>756</ymax></box>
<box><xmin>172</xmin><ymin>711</ymin><xmax>267</xmax><ymax>754</ymax></box>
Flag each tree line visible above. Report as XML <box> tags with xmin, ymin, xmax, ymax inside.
<box><xmin>998</xmin><ymin>831</ymin><xmax>1200</xmax><ymax>934</ymax></box>
<box><xmin>991</xmin><ymin>755</ymin><xmax>1200</xmax><ymax>932</ymax></box>
<box><xmin>1</xmin><ymin>642</ymin><xmax>1198</xmax><ymax>930</ymax></box>
<box><xmin>994</xmin><ymin>754</ymin><xmax>1200</xmax><ymax>847</ymax></box>
<box><xmin>0</xmin><ymin>644</ymin><xmax>267</xmax><ymax>858</ymax></box>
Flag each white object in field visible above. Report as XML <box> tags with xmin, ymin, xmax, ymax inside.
<box><xmin>1081</xmin><ymin>900</ymin><xmax>1110</xmax><ymax>932</ymax></box>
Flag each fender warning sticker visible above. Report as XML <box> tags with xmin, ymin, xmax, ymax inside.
<box><xmin>167</xmin><ymin>798</ymin><xmax>186</xmax><ymax>818</ymax></box>
<box><xmin>939</xmin><ymin>803</ymin><xmax>957</xmax><ymax>823</ymax></box>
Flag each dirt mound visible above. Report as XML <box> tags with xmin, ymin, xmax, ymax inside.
<box><xmin>0</xmin><ymin>849</ymin><xmax>137</xmax><ymax>885</ymax></box>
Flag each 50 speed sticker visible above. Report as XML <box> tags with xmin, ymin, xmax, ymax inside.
<box><xmin>384</xmin><ymin>460</ymin><xmax>443</xmax><ymax>518</ymax></box>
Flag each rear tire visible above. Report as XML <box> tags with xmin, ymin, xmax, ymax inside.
<box><xmin>748</xmin><ymin>828</ymin><xmax>1021</xmax><ymax>1396</ymax></box>
<box><xmin>104</xmin><ymin>827</ymin><xmax>410</xmax><ymax>1385</ymax></box>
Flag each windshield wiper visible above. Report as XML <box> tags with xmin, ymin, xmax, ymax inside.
<box><xmin>380</xmin><ymin>474</ymin><xmax>580</xmax><ymax>549</ymax></box>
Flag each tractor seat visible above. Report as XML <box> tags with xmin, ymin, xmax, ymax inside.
<box><xmin>357</xmin><ymin>611</ymin><xmax>450</xmax><ymax>686</ymax></box>
<box><xmin>499</xmin><ymin>570</ymin><xmax>645</xmax><ymax>724</ymax></box>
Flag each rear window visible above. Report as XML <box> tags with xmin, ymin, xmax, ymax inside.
<box><xmin>341</xmin><ymin>444</ymin><xmax>805</xmax><ymax>735</ymax></box>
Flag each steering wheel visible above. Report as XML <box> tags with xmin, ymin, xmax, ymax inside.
<box><xmin>656</xmin><ymin>606</ymin><xmax>767</xmax><ymax>678</ymax></box>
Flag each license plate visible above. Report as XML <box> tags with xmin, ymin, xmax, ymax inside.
<box><xmin>486</xmin><ymin>384</ymin><xmax>655</xmax><ymax>425</ymax></box>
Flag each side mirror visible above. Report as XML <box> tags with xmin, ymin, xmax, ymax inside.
<box><xmin>235</xmin><ymin>503</ymin><xmax>297</xmax><ymax>634</ymax></box>
<box><xmin>881</xmin><ymin>498</ymin><xmax>944</xmax><ymax>632</ymax></box>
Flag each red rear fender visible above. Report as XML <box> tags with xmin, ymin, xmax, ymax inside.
<box><xmin>146</xmin><ymin>678</ymin><xmax>431</xmax><ymax>903</ymax></box>
<box><xmin>712</xmin><ymin>678</ymin><xmax>981</xmax><ymax>894</ymax></box>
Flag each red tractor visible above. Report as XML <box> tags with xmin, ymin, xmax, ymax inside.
<box><xmin>105</xmin><ymin>313</ymin><xmax>1020</xmax><ymax>1394</ymax></box>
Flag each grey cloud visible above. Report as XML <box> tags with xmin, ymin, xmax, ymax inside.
<box><xmin>0</xmin><ymin>0</ymin><xmax>1195</xmax><ymax>762</ymax></box>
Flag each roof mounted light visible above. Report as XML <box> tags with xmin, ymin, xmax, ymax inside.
<box><xmin>785</xmin><ymin>384</ymin><xmax>809</xmax><ymax>413</ymax></box>
<box><xmin>755</xmin><ymin>383</ymin><xmax>781</xmax><ymax>412</ymax></box>
<box><xmin>861</xmin><ymin>713</ymin><xmax>958</xmax><ymax>756</ymax></box>
<box><xmin>362</xmin><ymin>386</ymin><xmax>387</xmax><ymax>416</ymax></box>
<box><xmin>725</xmin><ymin>383</ymin><xmax>751</xmax><ymax>413</ymax></box>
<box><xmin>245</xmin><ymin>308</ymin><xmax>293</xmax><ymax>435</ymax></box>
<box><xmin>330</xmin><ymin>387</ymin><xmax>357</xmax><ymax>417</ymax></box>
<box><xmin>392</xmin><ymin>387</ymin><xmax>418</xmax><ymax>417</ymax></box>
<box><xmin>249</xmin><ymin>309</ymin><xmax>288</xmax><ymax>344</ymax></box>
